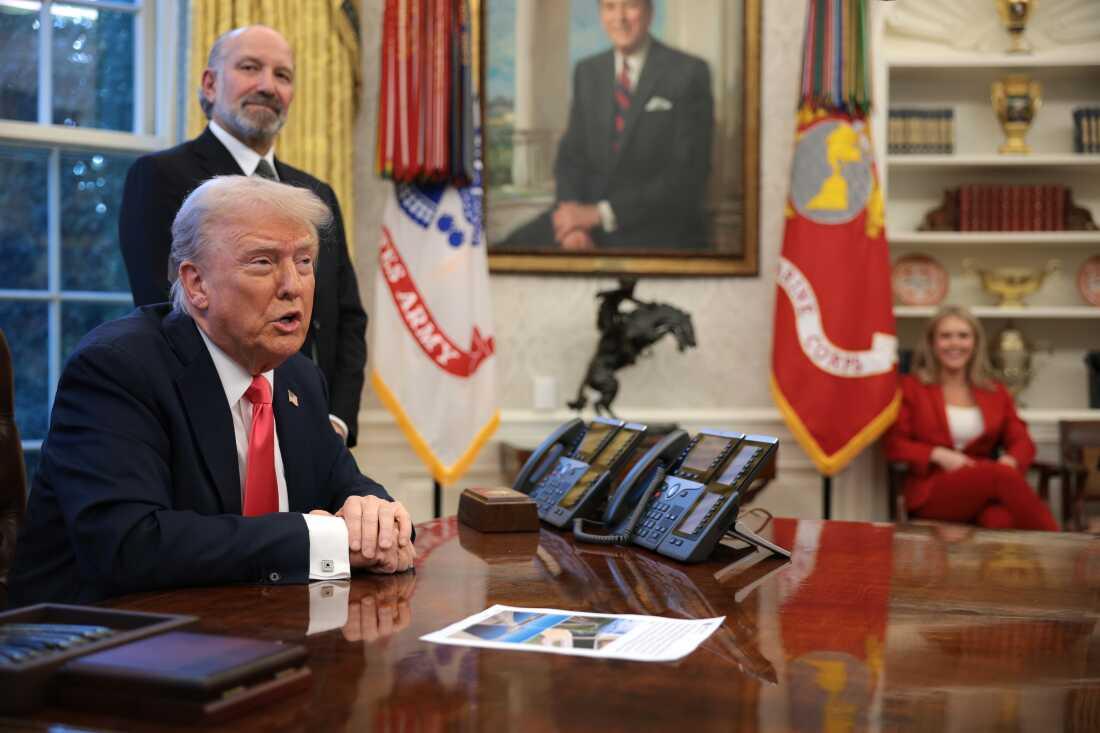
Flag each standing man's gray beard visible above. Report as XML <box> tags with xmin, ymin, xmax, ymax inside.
<box><xmin>217</xmin><ymin>95</ymin><xmax>287</xmax><ymax>146</ymax></box>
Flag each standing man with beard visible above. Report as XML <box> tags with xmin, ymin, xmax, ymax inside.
<box><xmin>118</xmin><ymin>25</ymin><xmax>368</xmax><ymax>446</ymax></box>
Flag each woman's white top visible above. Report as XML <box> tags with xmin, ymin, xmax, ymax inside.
<box><xmin>946</xmin><ymin>405</ymin><xmax>984</xmax><ymax>450</ymax></box>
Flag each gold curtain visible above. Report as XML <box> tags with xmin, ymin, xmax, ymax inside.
<box><xmin>188</xmin><ymin>0</ymin><xmax>362</xmax><ymax>252</ymax></box>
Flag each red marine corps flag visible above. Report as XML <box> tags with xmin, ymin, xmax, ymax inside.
<box><xmin>771</xmin><ymin>0</ymin><xmax>899</xmax><ymax>476</ymax></box>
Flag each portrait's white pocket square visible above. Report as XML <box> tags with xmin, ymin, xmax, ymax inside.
<box><xmin>645</xmin><ymin>96</ymin><xmax>673</xmax><ymax>112</ymax></box>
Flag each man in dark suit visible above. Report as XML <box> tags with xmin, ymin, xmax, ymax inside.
<box><xmin>9</xmin><ymin>176</ymin><xmax>413</xmax><ymax>606</ymax></box>
<box><xmin>501</xmin><ymin>0</ymin><xmax>713</xmax><ymax>250</ymax></box>
<box><xmin>119</xmin><ymin>25</ymin><xmax>367</xmax><ymax>446</ymax></box>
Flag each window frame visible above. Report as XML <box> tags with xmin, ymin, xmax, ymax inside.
<box><xmin>0</xmin><ymin>0</ymin><xmax>182</xmax><ymax>459</ymax></box>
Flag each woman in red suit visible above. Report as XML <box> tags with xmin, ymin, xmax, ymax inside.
<box><xmin>884</xmin><ymin>306</ymin><xmax>1057</xmax><ymax>530</ymax></box>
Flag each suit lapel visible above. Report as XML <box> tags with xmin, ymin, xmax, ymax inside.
<box><xmin>929</xmin><ymin>383</ymin><xmax>953</xmax><ymax>446</ymax></box>
<box><xmin>613</xmin><ymin>41</ymin><xmax>667</xmax><ymax>169</ymax></box>
<box><xmin>971</xmin><ymin>385</ymin><xmax>1000</xmax><ymax>445</ymax></box>
<box><xmin>164</xmin><ymin>312</ymin><xmax>242</xmax><ymax>514</ymax></box>
<box><xmin>192</xmin><ymin>127</ymin><xmax>246</xmax><ymax>178</ymax></box>
<box><xmin>274</xmin><ymin>367</ymin><xmax>313</xmax><ymax>513</ymax></box>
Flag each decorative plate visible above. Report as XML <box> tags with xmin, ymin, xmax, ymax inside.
<box><xmin>892</xmin><ymin>254</ymin><xmax>948</xmax><ymax>306</ymax></box>
<box><xmin>1077</xmin><ymin>255</ymin><xmax>1100</xmax><ymax>307</ymax></box>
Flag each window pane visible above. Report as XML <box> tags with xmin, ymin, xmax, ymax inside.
<box><xmin>0</xmin><ymin>300</ymin><xmax>49</xmax><ymax>441</ymax></box>
<box><xmin>61</xmin><ymin>300</ymin><xmax>131</xmax><ymax>363</ymax></box>
<box><xmin>61</xmin><ymin>150</ymin><xmax>136</xmax><ymax>291</ymax></box>
<box><xmin>51</xmin><ymin>5</ymin><xmax>135</xmax><ymax>131</ymax></box>
<box><xmin>0</xmin><ymin>1</ymin><xmax>40</xmax><ymax>122</ymax></box>
<box><xmin>0</xmin><ymin>145</ymin><xmax>49</xmax><ymax>290</ymax></box>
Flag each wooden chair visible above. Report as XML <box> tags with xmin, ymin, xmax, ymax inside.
<box><xmin>1036</xmin><ymin>421</ymin><xmax>1100</xmax><ymax>532</ymax></box>
<box><xmin>0</xmin><ymin>328</ymin><xmax>28</xmax><ymax>606</ymax></box>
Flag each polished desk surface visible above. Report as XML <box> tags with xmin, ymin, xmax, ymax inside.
<box><xmin>23</xmin><ymin>517</ymin><xmax>1100</xmax><ymax>732</ymax></box>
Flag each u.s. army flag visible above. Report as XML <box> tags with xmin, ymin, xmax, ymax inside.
<box><xmin>372</xmin><ymin>182</ymin><xmax>498</xmax><ymax>485</ymax></box>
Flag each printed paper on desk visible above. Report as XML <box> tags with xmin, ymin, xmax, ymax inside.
<box><xmin>421</xmin><ymin>604</ymin><xmax>723</xmax><ymax>662</ymax></box>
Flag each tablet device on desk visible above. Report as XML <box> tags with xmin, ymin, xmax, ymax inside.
<box><xmin>57</xmin><ymin>631</ymin><xmax>311</xmax><ymax>722</ymax></box>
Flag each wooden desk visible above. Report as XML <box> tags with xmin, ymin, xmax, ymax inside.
<box><xmin>22</xmin><ymin>518</ymin><xmax>1100</xmax><ymax>731</ymax></box>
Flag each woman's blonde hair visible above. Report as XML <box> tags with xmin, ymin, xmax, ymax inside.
<box><xmin>911</xmin><ymin>304</ymin><xmax>996</xmax><ymax>388</ymax></box>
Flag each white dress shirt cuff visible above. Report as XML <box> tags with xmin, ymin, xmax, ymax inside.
<box><xmin>303</xmin><ymin>513</ymin><xmax>351</xmax><ymax>580</ymax></box>
<box><xmin>597</xmin><ymin>200</ymin><xmax>617</xmax><ymax>233</ymax></box>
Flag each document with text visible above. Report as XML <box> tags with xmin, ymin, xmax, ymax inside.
<box><xmin>421</xmin><ymin>604</ymin><xmax>724</xmax><ymax>662</ymax></box>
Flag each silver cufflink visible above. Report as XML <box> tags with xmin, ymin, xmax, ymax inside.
<box><xmin>321</xmin><ymin>559</ymin><xmax>335</xmax><ymax>573</ymax></box>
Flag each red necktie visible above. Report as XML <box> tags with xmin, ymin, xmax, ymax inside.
<box><xmin>613</xmin><ymin>59</ymin><xmax>632</xmax><ymax>152</ymax></box>
<box><xmin>243</xmin><ymin>375</ymin><xmax>278</xmax><ymax>516</ymax></box>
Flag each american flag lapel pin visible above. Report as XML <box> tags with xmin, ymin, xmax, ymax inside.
<box><xmin>288</xmin><ymin>390</ymin><xmax>299</xmax><ymax>407</ymax></box>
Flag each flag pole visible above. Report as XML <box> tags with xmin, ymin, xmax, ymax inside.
<box><xmin>822</xmin><ymin>475</ymin><xmax>832</xmax><ymax>520</ymax></box>
<box><xmin>433</xmin><ymin>480</ymin><xmax>442</xmax><ymax>519</ymax></box>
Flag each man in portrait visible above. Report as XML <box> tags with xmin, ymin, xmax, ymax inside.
<box><xmin>118</xmin><ymin>25</ymin><xmax>368</xmax><ymax>447</ymax></box>
<box><xmin>9</xmin><ymin>176</ymin><xmax>413</xmax><ymax>606</ymax></box>
<box><xmin>501</xmin><ymin>0</ymin><xmax>714</xmax><ymax>251</ymax></box>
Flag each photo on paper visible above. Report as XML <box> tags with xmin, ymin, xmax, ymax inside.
<box><xmin>452</xmin><ymin>609</ymin><xmax>638</xmax><ymax>650</ymax></box>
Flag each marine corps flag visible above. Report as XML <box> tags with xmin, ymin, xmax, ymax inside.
<box><xmin>771</xmin><ymin>0</ymin><xmax>899</xmax><ymax>476</ymax></box>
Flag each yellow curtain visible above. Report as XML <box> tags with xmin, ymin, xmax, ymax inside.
<box><xmin>188</xmin><ymin>0</ymin><xmax>361</xmax><ymax>253</ymax></box>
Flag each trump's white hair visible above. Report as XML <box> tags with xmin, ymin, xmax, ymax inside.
<box><xmin>169</xmin><ymin>175</ymin><xmax>331</xmax><ymax>312</ymax></box>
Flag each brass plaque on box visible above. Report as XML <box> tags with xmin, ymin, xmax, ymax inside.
<box><xmin>457</xmin><ymin>487</ymin><xmax>540</xmax><ymax>533</ymax></box>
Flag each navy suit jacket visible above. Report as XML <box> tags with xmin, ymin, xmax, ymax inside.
<box><xmin>554</xmin><ymin>40</ymin><xmax>714</xmax><ymax>249</ymax></box>
<box><xmin>118</xmin><ymin>127</ymin><xmax>367</xmax><ymax>445</ymax></box>
<box><xmin>8</xmin><ymin>305</ymin><xmax>392</xmax><ymax>606</ymax></box>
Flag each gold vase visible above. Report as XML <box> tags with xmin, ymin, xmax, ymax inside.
<box><xmin>990</xmin><ymin>324</ymin><xmax>1034</xmax><ymax>399</ymax></box>
<box><xmin>963</xmin><ymin>258</ymin><xmax>1059</xmax><ymax>307</ymax></box>
<box><xmin>996</xmin><ymin>0</ymin><xmax>1037</xmax><ymax>54</ymax></box>
<box><xmin>991</xmin><ymin>76</ymin><xmax>1041</xmax><ymax>154</ymax></box>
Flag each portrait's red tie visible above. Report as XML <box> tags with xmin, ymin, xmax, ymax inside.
<box><xmin>613</xmin><ymin>59</ymin><xmax>632</xmax><ymax>151</ymax></box>
<box><xmin>243</xmin><ymin>375</ymin><xmax>278</xmax><ymax>516</ymax></box>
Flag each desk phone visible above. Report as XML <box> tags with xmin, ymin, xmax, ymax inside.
<box><xmin>512</xmin><ymin>417</ymin><xmax>647</xmax><ymax>528</ymax></box>
<box><xmin>575</xmin><ymin>429</ymin><xmax>787</xmax><ymax>563</ymax></box>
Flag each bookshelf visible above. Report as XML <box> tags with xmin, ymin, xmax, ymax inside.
<box><xmin>874</xmin><ymin>3</ymin><xmax>1100</xmax><ymax>413</ymax></box>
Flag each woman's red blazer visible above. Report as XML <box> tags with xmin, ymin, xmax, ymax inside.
<box><xmin>883</xmin><ymin>374</ymin><xmax>1036</xmax><ymax>510</ymax></box>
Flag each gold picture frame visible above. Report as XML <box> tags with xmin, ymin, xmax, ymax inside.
<box><xmin>483</xmin><ymin>0</ymin><xmax>761</xmax><ymax>276</ymax></box>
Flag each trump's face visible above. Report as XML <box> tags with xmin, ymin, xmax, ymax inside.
<box><xmin>203</xmin><ymin>26</ymin><xmax>295</xmax><ymax>147</ymax></box>
<box><xmin>188</xmin><ymin>210</ymin><xmax>317</xmax><ymax>375</ymax></box>
<box><xmin>599</xmin><ymin>0</ymin><xmax>652</xmax><ymax>56</ymax></box>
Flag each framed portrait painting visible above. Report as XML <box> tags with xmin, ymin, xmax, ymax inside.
<box><xmin>483</xmin><ymin>0</ymin><xmax>761</xmax><ymax>276</ymax></box>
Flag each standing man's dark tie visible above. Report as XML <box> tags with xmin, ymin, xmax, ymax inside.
<box><xmin>613</xmin><ymin>59</ymin><xmax>632</xmax><ymax>153</ymax></box>
<box><xmin>254</xmin><ymin>159</ymin><xmax>278</xmax><ymax>181</ymax></box>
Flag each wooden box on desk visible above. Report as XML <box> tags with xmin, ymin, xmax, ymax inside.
<box><xmin>458</xmin><ymin>487</ymin><xmax>540</xmax><ymax>532</ymax></box>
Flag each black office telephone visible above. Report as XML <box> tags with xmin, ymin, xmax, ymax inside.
<box><xmin>512</xmin><ymin>417</ymin><xmax>648</xmax><ymax>528</ymax></box>
<box><xmin>575</xmin><ymin>428</ymin><xmax>789</xmax><ymax>563</ymax></box>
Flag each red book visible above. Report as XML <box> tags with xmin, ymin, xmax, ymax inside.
<box><xmin>981</xmin><ymin>183</ymin><xmax>990</xmax><ymax>230</ymax></box>
<box><xmin>1056</xmin><ymin>185</ymin><xmax>1066</xmax><ymax>231</ymax></box>
<box><xmin>1031</xmin><ymin>185</ymin><xmax>1043</xmax><ymax>231</ymax></box>
<box><xmin>1010</xmin><ymin>186</ymin><xmax>1020</xmax><ymax>231</ymax></box>
<box><xmin>959</xmin><ymin>186</ymin><xmax>971</xmax><ymax>232</ymax></box>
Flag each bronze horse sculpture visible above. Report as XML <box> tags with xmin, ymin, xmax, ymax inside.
<box><xmin>568</xmin><ymin>281</ymin><xmax>696</xmax><ymax>416</ymax></box>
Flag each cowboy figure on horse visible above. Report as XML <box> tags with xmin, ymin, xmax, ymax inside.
<box><xmin>568</xmin><ymin>278</ymin><xmax>696</xmax><ymax>416</ymax></box>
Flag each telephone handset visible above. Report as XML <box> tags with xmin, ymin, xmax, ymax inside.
<box><xmin>577</xmin><ymin>428</ymin><xmax>787</xmax><ymax>563</ymax></box>
<box><xmin>512</xmin><ymin>417</ymin><xmax>648</xmax><ymax>528</ymax></box>
<box><xmin>573</xmin><ymin>430</ymin><xmax>691</xmax><ymax>545</ymax></box>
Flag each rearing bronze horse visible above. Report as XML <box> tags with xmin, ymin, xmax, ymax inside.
<box><xmin>568</xmin><ymin>284</ymin><xmax>696</xmax><ymax>416</ymax></box>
